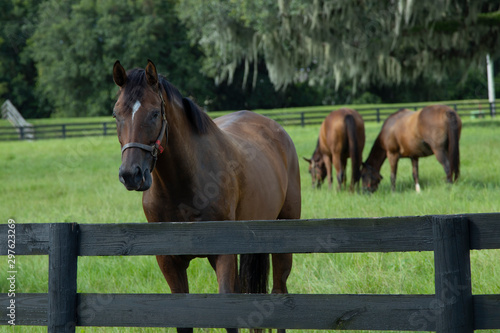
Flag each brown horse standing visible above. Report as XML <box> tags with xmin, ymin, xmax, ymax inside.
<box><xmin>361</xmin><ymin>104</ymin><xmax>462</xmax><ymax>193</ymax></box>
<box><xmin>304</xmin><ymin>108</ymin><xmax>365</xmax><ymax>191</ymax></box>
<box><xmin>112</xmin><ymin>60</ymin><xmax>301</xmax><ymax>333</ymax></box>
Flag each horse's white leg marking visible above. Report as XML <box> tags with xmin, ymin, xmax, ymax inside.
<box><xmin>132</xmin><ymin>100</ymin><xmax>141</xmax><ymax>123</ymax></box>
<box><xmin>415</xmin><ymin>183</ymin><xmax>421</xmax><ymax>193</ymax></box>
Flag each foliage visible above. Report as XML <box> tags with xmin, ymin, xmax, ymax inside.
<box><xmin>27</xmin><ymin>0</ymin><xmax>214</xmax><ymax>117</ymax></box>
<box><xmin>0</xmin><ymin>0</ymin><xmax>48</xmax><ymax>118</ymax></box>
<box><xmin>177</xmin><ymin>0</ymin><xmax>500</xmax><ymax>91</ymax></box>
<box><xmin>0</xmin><ymin>0</ymin><xmax>499</xmax><ymax>118</ymax></box>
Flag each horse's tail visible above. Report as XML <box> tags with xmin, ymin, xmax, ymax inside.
<box><xmin>239</xmin><ymin>254</ymin><xmax>269</xmax><ymax>294</ymax></box>
<box><xmin>345</xmin><ymin>114</ymin><xmax>361</xmax><ymax>189</ymax></box>
<box><xmin>447</xmin><ymin>110</ymin><xmax>461</xmax><ymax>182</ymax></box>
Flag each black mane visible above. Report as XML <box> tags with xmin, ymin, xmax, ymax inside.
<box><xmin>123</xmin><ymin>68</ymin><xmax>212</xmax><ymax>134</ymax></box>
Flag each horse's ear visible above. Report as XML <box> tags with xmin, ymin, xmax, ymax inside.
<box><xmin>113</xmin><ymin>60</ymin><xmax>127</xmax><ymax>87</ymax></box>
<box><xmin>145</xmin><ymin>59</ymin><xmax>159</xmax><ymax>88</ymax></box>
<box><xmin>302</xmin><ymin>157</ymin><xmax>312</xmax><ymax>163</ymax></box>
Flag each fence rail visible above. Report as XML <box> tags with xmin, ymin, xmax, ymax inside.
<box><xmin>1</xmin><ymin>213</ymin><xmax>500</xmax><ymax>332</ymax></box>
<box><xmin>0</xmin><ymin>101</ymin><xmax>496</xmax><ymax>141</ymax></box>
<box><xmin>0</xmin><ymin>121</ymin><xmax>116</xmax><ymax>141</ymax></box>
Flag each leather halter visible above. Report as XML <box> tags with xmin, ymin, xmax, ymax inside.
<box><xmin>121</xmin><ymin>87</ymin><xmax>168</xmax><ymax>172</ymax></box>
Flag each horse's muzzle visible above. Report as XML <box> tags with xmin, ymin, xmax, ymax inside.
<box><xmin>119</xmin><ymin>164</ymin><xmax>152</xmax><ymax>191</ymax></box>
<box><xmin>362</xmin><ymin>184</ymin><xmax>376</xmax><ymax>194</ymax></box>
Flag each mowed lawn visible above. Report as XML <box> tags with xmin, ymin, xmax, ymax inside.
<box><xmin>1</xmin><ymin>116</ymin><xmax>499</xmax><ymax>333</ymax></box>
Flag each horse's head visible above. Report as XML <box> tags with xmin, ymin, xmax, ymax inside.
<box><xmin>112</xmin><ymin>60</ymin><xmax>167</xmax><ymax>191</ymax></box>
<box><xmin>303</xmin><ymin>155</ymin><xmax>326</xmax><ymax>188</ymax></box>
<box><xmin>361</xmin><ymin>163</ymin><xmax>383</xmax><ymax>193</ymax></box>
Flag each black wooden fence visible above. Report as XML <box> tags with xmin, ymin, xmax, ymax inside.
<box><xmin>264</xmin><ymin>100</ymin><xmax>496</xmax><ymax>127</ymax></box>
<box><xmin>1</xmin><ymin>213</ymin><xmax>500</xmax><ymax>332</ymax></box>
<box><xmin>0</xmin><ymin>101</ymin><xmax>496</xmax><ymax>141</ymax></box>
<box><xmin>0</xmin><ymin>121</ymin><xmax>116</xmax><ymax>141</ymax></box>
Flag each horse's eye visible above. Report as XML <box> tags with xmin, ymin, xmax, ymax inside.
<box><xmin>152</xmin><ymin>111</ymin><xmax>160</xmax><ymax>120</ymax></box>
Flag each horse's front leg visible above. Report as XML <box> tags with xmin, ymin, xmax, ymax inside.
<box><xmin>156</xmin><ymin>255</ymin><xmax>192</xmax><ymax>333</ymax></box>
<box><xmin>208</xmin><ymin>254</ymin><xmax>239</xmax><ymax>333</ymax></box>
<box><xmin>387</xmin><ymin>152</ymin><xmax>399</xmax><ymax>191</ymax></box>
<box><xmin>411</xmin><ymin>158</ymin><xmax>421</xmax><ymax>193</ymax></box>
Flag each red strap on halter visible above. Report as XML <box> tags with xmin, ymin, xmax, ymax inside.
<box><xmin>156</xmin><ymin>140</ymin><xmax>164</xmax><ymax>154</ymax></box>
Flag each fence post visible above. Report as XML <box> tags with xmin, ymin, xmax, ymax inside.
<box><xmin>48</xmin><ymin>223</ymin><xmax>79</xmax><ymax>333</ymax></box>
<box><xmin>103</xmin><ymin>122</ymin><xmax>107</xmax><ymax>136</ymax></box>
<box><xmin>300</xmin><ymin>112</ymin><xmax>305</xmax><ymax>127</ymax></box>
<box><xmin>489</xmin><ymin>102</ymin><xmax>496</xmax><ymax>118</ymax></box>
<box><xmin>61</xmin><ymin>125</ymin><xmax>66</xmax><ymax>139</ymax></box>
<box><xmin>432</xmin><ymin>215</ymin><xmax>473</xmax><ymax>333</ymax></box>
<box><xmin>376</xmin><ymin>108</ymin><xmax>380</xmax><ymax>123</ymax></box>
<box><xmin>19</xmin><ymin>127</ymin><xmax>25</xmax><ymax>140</ymax></box>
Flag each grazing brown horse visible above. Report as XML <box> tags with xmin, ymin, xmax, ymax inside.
<box><xmin>304</xmin><ymin>108</ymin><xmax>365</xmax><ymax>191</ymax></box>
<box><xmin>112</xmin><ymin>60</ymin><xmax>301</xmax><ymax>333</ymax></box>
<box><xmin>361</xmin><ymin>104</ymin><xmax>462</xmax><ymax>193</ymax></box>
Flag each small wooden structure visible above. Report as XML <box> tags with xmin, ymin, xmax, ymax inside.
<box><xmin>1</xmin><ymin>99</ymin><xmax>35</xmax><ymax>139</ymax></box>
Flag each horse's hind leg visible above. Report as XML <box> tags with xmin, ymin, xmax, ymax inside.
<box><xmin>270</xmin><ymin>253</ymin><xmax>291</xmax><ymax>333</ymax></box>
<box><xmin>433</xmin><ymin>149</ymin><xmax>452</xmax><ymax>183</ymax></box>
<box><xmin>272</xmin><ymin>167</ymin><xmax>301</xmax><ymax>333</ymax></box>
<box><xmin>332</xmin><ymin>154</ymin><xmax>346</xmax><ymax>191</ymax></box>
<box><xmin>208</xmin><ymin>254</ymin><xmax>239</xmax><ymax>293</ymax></box>
<box><xmin>273</xmin><ymin>199</ymin><xmax>298</xmax><ymax>296</ymax></box>
<box><xmin>411</xmin><ymin>158</ymin><xmax>421</xmax><ymax>193</ymax></box>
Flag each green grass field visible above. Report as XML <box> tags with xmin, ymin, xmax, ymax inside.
<box><xmin>1</xmin><ymin>116</ymin><xmax>499</xmax><ymax>333</ymax></box>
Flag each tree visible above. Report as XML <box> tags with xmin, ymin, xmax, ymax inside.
<box><xmin>0</xmin><ymin>0</ymin><xmax>46</xmax><ymax>118</ymax></box>
<box><xmin>29</xmin><ymin>0</ymin><xmax>214</xmax><ymax>117</ymax></box>
<box><xmin>176</xmin><ymin>0</ymin><xmax>500</xmax><ymax>92</ymax></box>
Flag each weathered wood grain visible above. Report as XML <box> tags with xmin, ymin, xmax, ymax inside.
<box><xmin>0</xmin><ymin>223</ymin><xmax>50</xmax><ymax>255</ymax></box>
<box><xmin>2</xmin><ymin>293</ymin><xmax>499</xmax><ymax>329</ymax></box>
<box><xmin>1</xmin><ymin>215</ymin><xmax>499</xmax><ymax>331</ymax></box>
<box><xmin>433</xmin><ymin>216</ymin><xmax>473</xmax><ymax>333</ymax></box>
<box><xmin>78</xmin><ymin>216</ymin><xmax>435</xmax><ymax>256</ymax></box>
<box><xmin>48</xmin><ymin>223</ymin><xmax>78</xmax><ymax>333</ymax></box>
<box><xmin>76</xmin><ymin>293</ymin><xmax>436</xmax><ymax>330</ymax></box>
<box><xmin>468</xmin><ymin>213</ymin><xmax>500</xmax><ymax>249</ymax></box>
<box><xmin>1</xmin><ymin>214</ymin><xmax>499</xmax><ymax>256</ymax></box>
<box><xmin>0</xmin><ymin>293</ymin><xmax>47</xmax><ymax>326</ymax></box>
<box><xmin>473</xmin><ymin>295</ymin><xmax>500</xmax><ymax>329</ymax></box>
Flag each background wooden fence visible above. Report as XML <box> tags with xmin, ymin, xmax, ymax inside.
<box><xmin>0</xmin><ymin>101</ymin><xmax>496</xmax><ymax>141</ymax></box>
<box><xmin>1</xmin><ymin>213</ymin><xmax>500</xmax><ymax>332</ymax></box>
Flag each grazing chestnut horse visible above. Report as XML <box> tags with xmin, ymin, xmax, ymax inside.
<box><xmin>304</xmin><ymin>108</ymin><xmax>365</xmax><ymax>191</ymax></box>
<box><xmin>112</xmin><ymin>60</ymin><xmax>301</xmax><ymax>333</ymax></box>
<box><xmin>361</xmin><ymin>104</ymin><xmax>462</xmax><ymax>193</ymax></box>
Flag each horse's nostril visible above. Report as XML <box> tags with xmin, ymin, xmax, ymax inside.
<box><xmin>133</xmin><ymin>166</ymin><xmax>142</xmax><ymax>183</ymax></box>
<box><xmin>119</xmin><ymin>165</ymin><xmax>143</xmax><ymax>189</ymax></box>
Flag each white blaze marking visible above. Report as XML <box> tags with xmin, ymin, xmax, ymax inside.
<box><xmin>131</xmin><ymin>100</ymin><xmax>141</xmax><ymax>122</ymax></box>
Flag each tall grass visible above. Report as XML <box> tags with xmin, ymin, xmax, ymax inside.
<box><xmin>1</xmin><ymin>117</ymin><xmax>499</xmax><ymax>333</ymax></box>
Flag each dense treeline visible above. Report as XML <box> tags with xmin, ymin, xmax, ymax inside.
<box><xmin>0</xmin><ymin>0</ymin><xmax>499</xmax><ymax>118</ymax></box>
